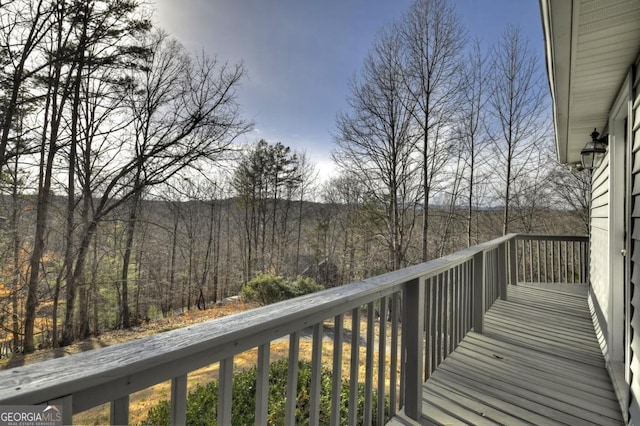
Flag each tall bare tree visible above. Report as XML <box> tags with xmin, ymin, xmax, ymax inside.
<box><xmin>488</xmin><ymin>25</ymin><xmax>548</xmax><ymax>235</ymax></box>
<box><xmin>399</xmin><ymin>0</ymin><xmax>466</xmax><ymax>261</ymax></box>
<box><xmin>117</xmin><ymin>30</ymin><xmax>186</xmax><ymax>329</ymax></box>
<box><xmin>24</xmin><ymin>0</ymin><xmax>76</xmax><ymax>353</ymax></box>
<box><xmin>548</xmin><ymin>163</ymin><xmax>591</xmax><ymax>234</ymax></box>
<box><xmin>455</xmin><ymin>39</ymin><xmax>489</xmax><ymax>246</ymax></box>
<box><xmin>294</xmin><ymin>152</ymin><xmax>317</xmax><ymax>275</ymax></box>
<box><xmin>334</xmin><ymin>27</ymin><xmax>418</xmax><ymax>271</ymax></box>
<box><xmin>0</xmin><ymin>0</ymin><xmax>55</xmax><ymax>169</ymax></box>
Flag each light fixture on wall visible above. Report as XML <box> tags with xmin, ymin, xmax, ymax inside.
<box><xmin>580</xmin><ymin>128</ymin><xmax>608</xmax><ymax>170</ymax></box>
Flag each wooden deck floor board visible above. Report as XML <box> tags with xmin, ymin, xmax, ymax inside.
<box><xmin>457</xmin><ymin>339</ymin><xmax>617</xmax><ymax>396</ymax></box>
<box><xmin>437</xmin><ymin>358</ymin><xmax>620</xmax><ymax>423</ymax></box>
<box><xmin>425</xmin><ymin>378</ymin><xmax>562</xmax><ymax>425</ymax></box>
<box><xmin>453</xmin><ymin>344</ymin><xmax>619</xmax><ymax>402</ymax></box>
<box><xmin>427</xmin><ymin>375</ymin><xmax>567</xmax><ymax>426</ymax></box>
<box><xmin>463</xmin><ymin>333</ymin><xmax>612</xmax><ymax>382</ymax></box>
<box><xmin>430</xmin><ymin>367</ymin><xmax>608</xmax><ymax>426</ymax></box>
<box><xmin>444</xmin><ymin>351</ymin><xmax>621</xmax><ymax>415</ymax></box>
<box><xmin>484</xmin><ymin>311</ymin><xmax>601</xmax><ymax>349</ymax></box>
<box><xmin>388</xmin><ymin>283</ymin><xmax>624</xmax><ymax>425</ymax></box>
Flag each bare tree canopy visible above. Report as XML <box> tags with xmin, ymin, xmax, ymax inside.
<box><xmin>488</xmin><ymin>25</ymin><xmax>549</xmax><ymax>235</ymax></box>
<box><xmin>399</xmin><ymin>0</ymin><xmax>466</xmax><ymax>261</ymax></box>
<box><xmin>333</xmin><ymin>27</ymin><xmax>419</xmax><ymax>271</ymax></box>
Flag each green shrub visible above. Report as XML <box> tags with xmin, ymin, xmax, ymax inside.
<box><xmin>240</xmin><ymin>274</ymin><xmax>323</xmax><ymax>306</ymax></box>
<box><xmin>139</xmin><ymin>359</ymin><xmax>389</xmax><ymax>425</ymax></box>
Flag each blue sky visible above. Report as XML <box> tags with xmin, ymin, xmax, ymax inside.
<box><xmin>153</xmin><ymin>0</ymin><xmax>544</xmax><ymax>176</ymax></box>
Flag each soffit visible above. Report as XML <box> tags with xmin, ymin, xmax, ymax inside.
<box><xmin>542</xmin><ymin>0</ymin><xmax>640</xmax><ymax>164</ymax></box>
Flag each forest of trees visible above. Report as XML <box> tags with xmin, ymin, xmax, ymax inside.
<box><xmin>0</xmin><ymin>0</ymin><xmax>589</xmax><ymax>355</ymax></box>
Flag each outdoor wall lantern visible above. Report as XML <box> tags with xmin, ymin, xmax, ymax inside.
<box><xmin>580</xmin><ymin>128</ymin><xmax>608</xmax><ymax>170</ymax></box>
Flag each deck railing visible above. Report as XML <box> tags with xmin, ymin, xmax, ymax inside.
<box><xmin>513</xmin><ymin>235</ymin><xmax>589</xmax><ymax>284</ymax></box>
<box><xmin>0</xmin><ymin>234</ymin><xmax>587</xmax><ymax>425</ymax></box>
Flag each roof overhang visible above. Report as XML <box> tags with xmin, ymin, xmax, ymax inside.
<box><xmin>540</xmin><ymin>0</ymin><xmax>640</xmax><ymax>164</ymax></box>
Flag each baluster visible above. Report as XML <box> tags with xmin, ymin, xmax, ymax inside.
<box><xmin>469</xmin><ymin>260</ymin><xmax>473</xmax><ymax>329</ymax></box>
<box><xmin>563</xmin><ymin>241</ymin><xmax>568</xmax><ymax>283</ymax></box>
<box><xmin>429</xmin><ymin>279</ymin><xmax>437</xmax><ymax>376</ymax></box>
<box><xmin>473</xmin><ymin>250</ymin><xmax>485</xmax><ymax>334</ymax></box>
<box><xmin>450</xmin><ymin>268</ymin><xmax>456</xmax><ymax>353</ymax></box>
<box><xmin>349</xmin><ymin>307</ymin><xmax>361</xmax><ymax>426</ymax></box>
<box><xmin>170</xmin><ymin>374</ymin><xmax>187</xmax><ymax>426</ymax></box>
<box><xmin>425</xmin><ymin>279</ymin><xmax>432</xmax><ymax>379</ymax></box>
<box><xmin>499</xmin><ymin>242</ymin><xmax>507</xmax><ymax>301</ymax></box>
<box><xmin>520</xmin><ymin>240</ymin><xmax>526</xmax><ymax>283</ymax></box>
<box><xmin>390</xmin><ymin>292</ymin><xmax>399</xmax><ymax>416</ymax></box>
<box><xmin>310</xmin><ymin>323</ymin><xmax>323</xmax><ymax>426</ymax></box>
<box><xmin>331</xmin><ymin>314</ymin><xmax>344</xmax><ymax>426</ymax></box>
<box><xmin>443</xmin><ymin>271</ymin><xmax>449</xmax><ymax>357</ymax></box>
<box><xmin>572</xmin><ymin>241</ymin><xmax>576</xmax><ymax>283</ymax></box>
<box><xmin>218</xmin><ymin>357</ymin><xmax>233</xmax><ymax>426</ymax></box>
<box><xmin>110</xmin><ymin>395</ymin><xmax>129</xmax><ymax>426</ymax></box>
<box><xmin>552</xmin><ymin>240</ymin><xmax>557</xmax><ymax>283</ymax></box>
<box><xmin>528</xmin><ymin>240</ymin><xmax>533</xmax><ymax>283</ymax></box>
<box><xmin>364</xmin><ymin>302</ymin><xmax>375</xmax><ymax>425</ymax></box>
<box><xmin>435</xmin><ymin>274</ymin><xmax>442</xmax><ymax>366</ymax></box>
<box><xmin>378</xmin><ymin>296</ymin><xmax>387</xmax><ymax>426</ymax></box>
<box><xmin>543</xmin><ymin>240</ymin><xmax>548</xmax><ymax>282</ymax></box>
<box><xmin>509</xmin><ymin>239</ymin><xmax>517</xmax><ymax>285</ymax></box>
<box><xmin>537</xmin><ymin>240</ymin><xmax>541</xmax><ymax>283</ymax></box>
<box><xmin>453</xmin><ymin>266</ymin><xmax>459</xmax><ymax>348</ymax></box>
<box><xmin>255</xmin><ymin>344</ymin><xmax>270</xmax><ymax>425</ymax></box>
<box><xmin>285</xmin><ymin>333</ymin><xmax>300</xmax><ymax>426</ymax></box>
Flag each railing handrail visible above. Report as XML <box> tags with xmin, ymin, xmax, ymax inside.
<box><xmin>0</xmin><ymin>233</ymin><xmax>517</xmax><ymax>413</ymax></box>
<box><xmin>515</xmin><ymin>234</ymin><xmax>588</xmax><ymax>242</ymax></box>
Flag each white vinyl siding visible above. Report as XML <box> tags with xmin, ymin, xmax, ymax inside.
<box><xmin>591</xmin><ymin>152</ymin><xmax>611</xmax><ymax>345</ymax></box>
<box><xmin>629</xmin><ymin>65</ymin><xmax>640</xmax><ymax>423</ymax></box>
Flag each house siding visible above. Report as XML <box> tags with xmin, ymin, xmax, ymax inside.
<box><xmin>629</xmin><ymin>63</ymin><xmax>640</xmax><ymax>423</ymax></box>
<box><xmin>591</xmin><ymin>152</ymin><xmax>611</xmax><ymax>350</ymax></box>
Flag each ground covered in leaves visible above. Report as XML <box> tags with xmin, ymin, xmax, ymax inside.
<box><xmin>0</xmin><ymin>300</ymin><xmax>257</xmax><ymax>370</ymax></box>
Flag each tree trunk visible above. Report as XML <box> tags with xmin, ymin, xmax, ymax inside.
<box><xmin>120</xmin><ymin>193</ymin><xmax>140</xmax><ymax>329</ymax></box>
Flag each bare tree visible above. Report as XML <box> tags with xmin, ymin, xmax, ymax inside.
<box><xmin>548</xmin><ymin>158</ymin><xmax>591</xmax><ymax>234</ymax></box>
<box><xmin>0</xmin><ymin>0</ymin><xmax>55</xmax><ymax>169</ymax></box>
<box><xmin>333</xmin><ymin>27</ymin><xmax>419</xmax><ymax>271</ymax></box>
<box><xmin>322</xmin><ymin>173</ymin><xmax>368</xmax><ymax>284</ymax></box>
<box><xmin>58</xmin><ymin>36</ymin><xmax>250</xmax><ymax>346</ymax></box>
<box><xmin>510</xmin><ymin>147</ymin><xmax>554</xmax><ymax>233</ymax></box>
<box><xmin>294</xmin><ymin>151</ymin><xmax>317</xmax><ymax>275</ymax></box>
<box><xmin>116</xmin><ymin>30</ymin><xmax>186</xmax><ymax>329</ymax></box>
<box><xmin>24</xmin><ymin>0</ymin><xmax>76</xmax><ymax>353</ymax></box>
<box><xmin>455</xmin><ymin>39</ymin><xmax>489</xmax><ymax>246</ymax></box>
<box><xmin>488</xmin><ymin>25</ymin><xmax>548</xmax><ymax>235</ymax></box>
<box><xmin>399</xmin><ymin>0</ymin><xmax>466</xmax><ymax>261</ymax></box>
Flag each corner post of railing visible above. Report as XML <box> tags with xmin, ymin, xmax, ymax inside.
<box><xmin>473</xmin><ymin>250</ymin><xmax>485</xmax><ymax>334</ymax></box>
<box><xmin>499</xmin><ymin>241</ymin><xmax>507</xmax><ymax>301</ymax></box>
<box><xmin>403</xmin><ymin>277</ymin><xmax>424</xmax><ymax>421</ymax></box>
<box><xmin>509</xmin><ymin>236</ymin><xmax>518</xmax><ymax>285</ymax></box>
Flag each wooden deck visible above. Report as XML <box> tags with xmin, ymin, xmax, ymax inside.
<box><xmin>389</xmin><ymin>283</ymin><xmax>624</xmax><ymax>426</ymax></box>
